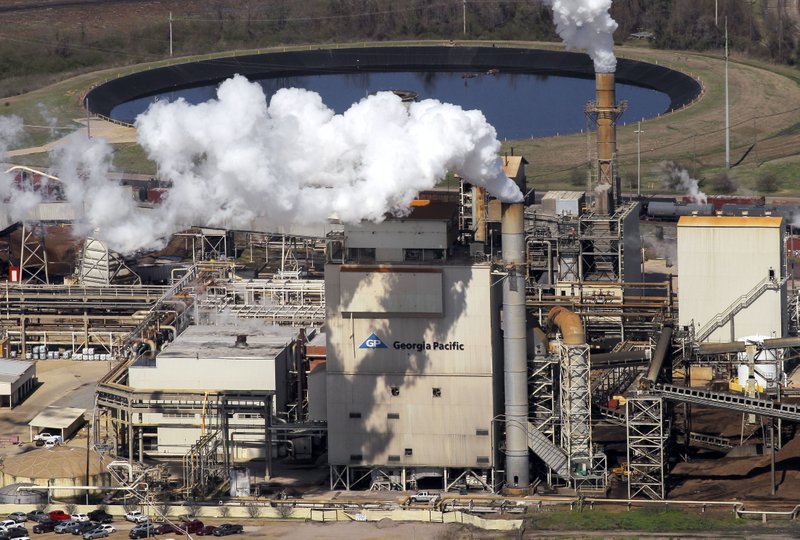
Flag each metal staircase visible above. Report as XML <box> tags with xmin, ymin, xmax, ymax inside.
<box><xmin>696</xmin><ymin>275</ymin><xmax>787</xmax><ymax>343</ymax></box>
<box><xmin>526</xmin><ymin>421</ymin><xmax>569</xmax><ymax>476</ymax></box>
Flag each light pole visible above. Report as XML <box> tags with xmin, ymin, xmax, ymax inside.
<box><xmin>634</xmin><ymin>121</ymin><xmax>644</xmax><ymax>197</ymax></box>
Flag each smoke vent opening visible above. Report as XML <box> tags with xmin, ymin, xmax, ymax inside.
<box><xmin>235</xmin><ymin>334</ymin><xmax>248</xmax><ymax>347</ymax></box>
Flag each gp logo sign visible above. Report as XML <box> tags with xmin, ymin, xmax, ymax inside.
<box><xmin>359</xmin><ymin>333</ymin><xmax>387</xmax><ymax>349</ymax></box>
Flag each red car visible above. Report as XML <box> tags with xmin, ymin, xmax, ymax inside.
<box><xmin>48</xmin><ymin>511</ymin><xmax>71</xmax><ymax>521</ymax></box>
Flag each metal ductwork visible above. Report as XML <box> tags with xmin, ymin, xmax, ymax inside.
<box><xmin>501</xmin><ymin>202</ymin><xmax>529</xmax><ymax>489</ymax></box>
<box><xmin>643</xmin><ymin>325</ymin><xmax>674</xmax><ymax>386</ymax></box>
<box><xmin>548</xmin><ymin>306</ymin><xmax>586</xmax><ymax>346</ymax></box>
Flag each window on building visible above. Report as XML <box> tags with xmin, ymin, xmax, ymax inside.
<box><xmin>432</xmin><ymin>387</ymin><xmax>442</xmax><ymax>397</ymax></box>
<box><xmin>388</xmin><ymin>455</ymin><xmax>401</xmax><ymax>462</ymax></box>
<box><xmin>390</xmin><ymin>386</ymin><xmax>400</xmax><ymax>396</ymax></box>
<box><xmin>346</xmin><ymin>247</ymin><xmax>376</xmax><ymax>263</ymax></box>
<box><xmin>387</xmin><ymin>413</ymin><xmax>400</xmax><ymax>419</ymax></box>
<box><xmin>349</xmin><ymin>412</ymin><xmax>362</xmax><ymax>419</ymax></box>
<box><xmin>404</xmin><ymin>448</ymin><xmax>413</xmax><ymax>456</ymax></box>
<box><xmin>477</xmin><ymin>456</ymin><xmax>490</xmax><ymax>464</ymax></box>
<box><xmin>350</xmin><ymin>454</ymin><xmax>363</xmax><ymax>462</ymax></box>
<box><xmin>475</xmin><ymin>429</ymin><xmax>489</xmax><ymax>436</ymax></box>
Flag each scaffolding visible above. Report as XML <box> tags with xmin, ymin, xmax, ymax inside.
<box><xmin>626</xmin><ymin>396</ymin><xmax>668</xmax><ymax>500</ymax></box>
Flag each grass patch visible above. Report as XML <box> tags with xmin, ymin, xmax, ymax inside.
<box><xmin>528</xmin><ymin>508</ymin><xmax>742</xmax><ymax>532</ymax></box>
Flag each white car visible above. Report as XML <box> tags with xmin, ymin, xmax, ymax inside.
<box><xmin>124</xmin><ymin>511</ymin><xmax>148</xmax><ymax>524</ymax></box>
<box><xmin>0</xmin><ymin>520</ymin><xmax>24</xmax><ymax>531</ymax></box>
<box><xmin>94</xmin><ymin>525</ymin><xmax>115</xmax><ymax>534</ymax></box>
<box><xmin>71</xmin><ymin>514</ymin><xmax>90</xmax><ymax>523</ymax></box>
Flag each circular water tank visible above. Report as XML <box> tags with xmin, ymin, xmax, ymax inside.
<box><xmin>0</xmin><ymin>482</ymin><xmax>45</xmax><ymax>504</ymax></box>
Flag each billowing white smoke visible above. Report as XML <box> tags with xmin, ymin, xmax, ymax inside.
<box><xmin>120</xmin><ymin>75</ymin><xmax>522</xmax><ymax>250</ymax></box>
<box><xmin>661</xmin><ymin>161</ymin><xmax>707</xmax><ymax>203</ymax></box>
<box><xmin>0</xmin><ymin>116</ymin><xmax>47</xmax><ymax>221</ymax></box>
<box><xmin>5</xmin><ymin>75</ymin><xmax>521</xmax><ymax>254</ymax></box>
<box><xmin>543</xmin><ymin>0</ymin><xmax>618</xmax><ymax>73</ymax></box>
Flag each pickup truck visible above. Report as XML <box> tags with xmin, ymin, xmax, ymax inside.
<box><xmin>409</xmin><ymin>491</ymin><xmax>439</xmax><ymax>504</ymax></box>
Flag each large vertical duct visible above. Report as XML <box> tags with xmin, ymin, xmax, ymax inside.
<box><xmin>502</xmin><ymin>202</ymin><xmax>529</xmax><ymax>488</ymax></box>
<box><xmin>473</xmin><ymin>186</ymin><xmax>486</xmax><ymax>243</ymax></box>
<box><xmin>591</xmin><ymin>72</ymin><xmax>625</xmax><ymax>215</ymax></box>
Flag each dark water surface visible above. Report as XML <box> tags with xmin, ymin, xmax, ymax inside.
<box><xmin>111</xmin><ymin>71</ymin><xmax>670</xmax><ymax>140</ymax></box>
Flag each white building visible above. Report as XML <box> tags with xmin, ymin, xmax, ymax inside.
<box><xmin>325</xmin><ymin>200</ymin><xmax>503</xmax><ymax>490</ymax></box>
<box><xmin>0</xmin><ymin>359</ymin><xmax>36</xmax><ymax>408</ymax></box>
<box><xmin>677</xmin><ymin>215</ymin><xmax>786</xmax><ymax>342</ymax></box>
<box><xmin>127</xmin><ymin>324</ymin><xmax>298</xmax><ymax>458</ymax></box>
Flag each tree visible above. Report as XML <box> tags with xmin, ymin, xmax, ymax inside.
<box><xmin>710</xmin><ymin>171</ymin><xmax>735</xmax><ymax>194</ymax></box>
<box><xmin>755</xmin><ymin>172</ymin><xmax>779</xmax><ymax>193</ymax></box>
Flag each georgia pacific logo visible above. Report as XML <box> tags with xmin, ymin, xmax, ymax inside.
<box><xmin>359</xmin><ymin>333</ymin><xmax>387</xmax><ymax>349</ymax></box>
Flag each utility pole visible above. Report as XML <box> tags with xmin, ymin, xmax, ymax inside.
<box><xmin>635</xmin><ymin>121</ymin><xmax>644</xmax><ymax>197</ymax></box>
<box><xmin>724</xmin><ymin>17</ymin><xmax>730</xmax><ymax>170</ymax></box>
<box><xmin>463</xmin><ymin>0</ymin><xmax>466</xmax><ymax>36</ymax></box>
<box><xmin>715</xmin><ymin>0</ymin><xmax>718</xmax><ymax>26</ymax></box>
<box><xmin>85</xmin><ymin>97</ymin><xmax>90</xmax><ymax>139</ymax></box>
<box><xmin>169</xmin><ymin>12</ymin><xmax>173</xmax><ymax>57</ymax></box>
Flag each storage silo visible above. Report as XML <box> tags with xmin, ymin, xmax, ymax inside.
<box><xmin>677</xmin><ymin>216</ymin><xmax>786</xmax><ymax>342</ymax></box>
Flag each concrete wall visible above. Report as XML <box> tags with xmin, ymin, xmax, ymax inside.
<box><xmin>325</xmin><ymin>263</ymin><xmax>502</xmax><ymax>468</ymax></box>
<box><xmin>678</xmin><ymin>217</ymin><xmax>785</xmax><ymax>342</ymax></box>
<box><xmin>346</xmin><ymin>220</ymin><xmax>449</xmax><ymax>262</ymax></box>
<box><xmin>129</xmin><ymin>356</ymin><xmax>276</xmax><ymax>391</ymax></box>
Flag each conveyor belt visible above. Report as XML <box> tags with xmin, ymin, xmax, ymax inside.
<box><xmin>653</xmin><ymin>383</ymin><xmax>800</xmax><ymax>422</ymax></box>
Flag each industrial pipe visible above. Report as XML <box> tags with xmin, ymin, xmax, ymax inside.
<box><xmin>594</xmin><ymin>71</ymin><xmax>619</xmax><ymax>214</ymax></box>
<box><xmin>547</xmin><ymin>306</ymin><xmax>585</xmax><ymax>346</ymax></box>
<box><xmin>501</xmin><ymin>202</ymin><xmax>529</xmax><ymax>489</ymax></box>
<box><xmin>643</xmin><ymin>325</ymin><xmax>673</xmax><ymax>386</ymax></box>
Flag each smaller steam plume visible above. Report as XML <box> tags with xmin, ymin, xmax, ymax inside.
<box><xmin>661</xmin><ymin>161</ymin><xmax>707</xmax><ymax>203</ymax></box>
<box><xmin>542</xmin><ymin>0</ymin><xmax>618</xmax><ymax>72</ymax></box>
<box><xmin>0</xmin><ymin>116</ymin><xmax>46</xmax><ymax>221</ymax></box>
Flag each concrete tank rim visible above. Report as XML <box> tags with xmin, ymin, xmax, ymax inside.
<box><xmin>1</xmin><ymin>446</ymin><xmax>110</xmax><ymax>479</ymax></box>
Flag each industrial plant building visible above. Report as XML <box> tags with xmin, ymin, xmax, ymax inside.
<box><xmin>2</xmin><ymin>46</ymin><xmax>800</xmax><ymax>509</ymax></box>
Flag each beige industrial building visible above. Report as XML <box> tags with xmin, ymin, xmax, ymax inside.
<box><xmin>0</xmin><ymin>359</ymin><xmax>36</xmax><ymax>408</ymax></box>
<box><xmin>325</xmin><ymin>201</ymin><xmax>503</xmax><ymax>490</ymax></box>
<box><xmin>127</xmin><ymin>324</ymin><xmax>299</xmax><ymax>458</ymax></box>
<box><xmin>677</xmin><ymin>216</ymin><xmax>786</xmax><ymax>343</ymax></box>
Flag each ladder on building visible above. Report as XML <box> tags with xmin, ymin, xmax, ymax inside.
<box><xmin>696</xmin><ymin>275</ymin><xmax>787</xmax><ymax>343</ymax></box>
<box><xmin>526</xmin><ymin>421</ymin><xmax>569</xmax><ymax>477</ymax></box>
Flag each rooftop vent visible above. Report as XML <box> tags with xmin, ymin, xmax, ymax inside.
<box><xmin>235</xmin><ymin>335</ymin><xmax>248</xmax><ymax>347</ymax></box>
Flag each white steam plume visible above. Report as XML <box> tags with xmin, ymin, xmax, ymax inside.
<box><xmin>0</xmin><ymin>116</ymin><xmax>47</xmax><ymax>221</ymax></box>
<box><xmin>543</xmin><ymin>0</ymin><xmax>618</xmax><ymax>73</ymax></box>
<box><xmin>3</xmin><ymin>75</ymin><xmax>522</xmax><ymax>255</ymax></box>
<box><xmin>661</xmin><ymin>161</ymin><xmax>707</xmax><ymax>203</ymax></box>
<box><xmin>120</xmin><ymin>75</ymin><xmax>522</xmax><ymax>251</ymax></box>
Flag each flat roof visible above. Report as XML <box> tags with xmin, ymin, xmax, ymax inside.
<box><xmin>156</xmin><ymin>324</ymin><xmax>299</xmax><ymax>360</ymax></box>
<box><xmin>29</xmin><ymin>406</ymin><xmax>86</xmax><ymax>429</ymax></box>
<box><xmin>678</xmin><ymin>216</ymin><xmax>783</xmax><ymax>227</ymax></box>
<box><xmin>0</xmin><ymin>359</ymin><xmax>34</xmax><ymax>384</ymax></box>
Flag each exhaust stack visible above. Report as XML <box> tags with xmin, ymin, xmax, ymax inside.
<box><xmin>501</xmin><ymin>202</ymin><xmax>529</xmax><ymax>489</ymax></box>
<box><xmin>588</xmin><ymin>72</ymin><xmax>627</xmax><ymax>214</ymax></box>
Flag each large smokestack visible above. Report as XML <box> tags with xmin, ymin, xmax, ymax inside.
<box><xmin>501</xmin><ymin>202</ymin><xmax>529</xmax><ymax>489</ymax></box>
<box><xmin>589</xmin><ymin>72</ymin><xmax>626</xmax><ymax>214</ymax></box>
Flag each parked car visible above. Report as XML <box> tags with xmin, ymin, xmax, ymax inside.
<box><xmin>0</xmin><ymin>522</ymin><xmax>23</xmax><ymax>531</ymax></box>
<box><xmin>123</xmin><ymin>512</ymin><xmax>148</xmax><ymax>524</ymax></box>
<box><xmin>32</xmin><ymin>521</ymin><xmax>58</xmax><ymax>534</ymax></box>
<box><xmin>81</xmin><ymin>529</ymin><xmax>107</xmax><ymax>540</ymax></box>
<box><xmin>7</xmin><ymin>514</ymin><xmax>27</xmax><ymax>524</ymax></box>
<box><xmin>70</xmin><ymin>523</ymin><xmax>97</xmax><ymax>536</ymax></box>
<box><xmin>7</xmin><ymin>527</ymin><xmax>29</xmax><ymax>539</ymax></box>
<box><xmin>196</xmin><ymin>526</ymin><xmax>217</xmax><ymax>536</ymax></box>
<box><xmin>47</xmin><ymin>512</ymin><xmax>70</xmax><ymax>522</ymax></box>
<box><xmin>179</xmin><ymin>521</ymin><xmax>203</xmax><ymax>534</ymax></box>
<box><xmin>69</xmin><ymin>516</ymin><xmax>88</xmax><ymax>524</ymax></box>
<box><xmin>86</xmin><ymin>511</ymin><xmax>112</xmax><ymax>524</ymax></box>
<box><xmin>25</xmin><ymin>513</ymin><xmax>47</xmax><ymax>524</ymax></box>
<box><xmin>91</xmin><ymin>526</ymin><xmax>114</xmax><ymax>535</ymax></box>
<box><xmin>212</xmin><ymin>524</ymin><xmax>243</xmax><ymax>537</ymax></box>
<box><xmin>154</xmin><ymin>524</ymin><xmax>183</xmax><ymax>536</ymax></box>
<box><xmin>54</xmin><ymin>521</ymin><xmax>78</xmax><ymax>534</ymax></box>
<box><xmin>128</xmin><ymin>525</ymin><xmax>155</xmax><ymax>540</ymax></box>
